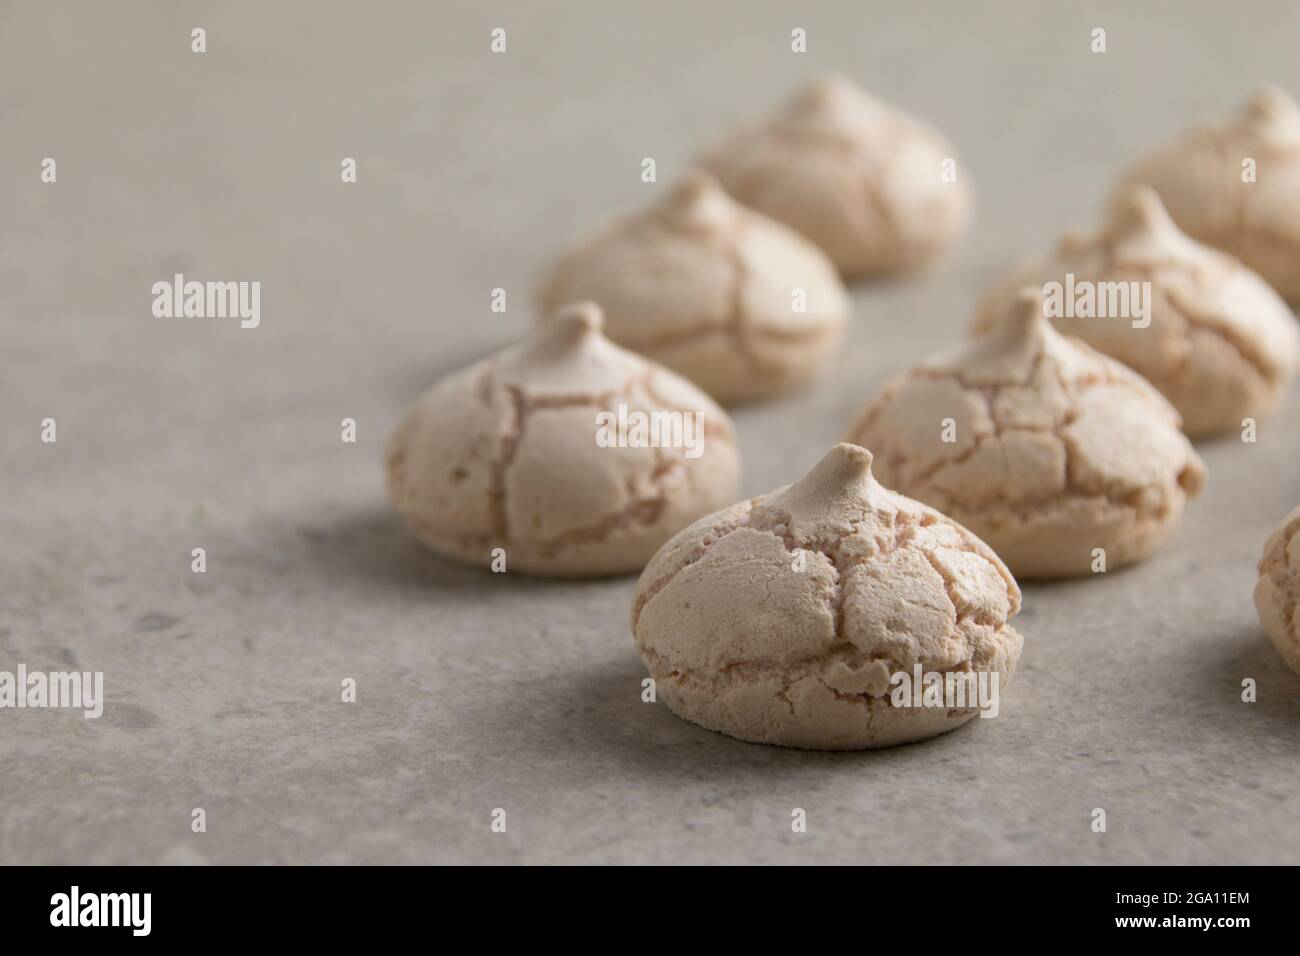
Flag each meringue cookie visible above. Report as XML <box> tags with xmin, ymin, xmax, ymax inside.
<box><xmin>386</xmin><ymin>302</ymin><xmax>741</xmax><ymax>577</ymax></box>
<box><xmin>851</xmin><ymin>292</ymin><xmax>1207</xmax><ymax>578</ymax></box>
<box><xmin>537</xmin><ymin>172</ymin><xmax>849</xmax><ymax>404</ymax></box>
<box><xmin>1113</xmin><ymin>85</ymin><xmax>1300</xmax><ymax>303</ymax></box>
<box><xmin>1255</xmin><ymin>504</ymin><xmax>1300</xmax><ymax>676</ymax></box>
<box><xmin>631</xmin><ymin>443</ymin><xmax>1023</xmax><ymax>750</ymax></box>
<box><xmin>972</xmin><ymin>188</ymin><xmax>1300</xmax><ymax>438</ymax></box>
<box><xmin>696</xmin><ymin>75</ymin><xmax>972</xmax><ymax>278</ymax></box>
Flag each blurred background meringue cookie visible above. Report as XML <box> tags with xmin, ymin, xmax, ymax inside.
<box><xmin>536</xmin><ymin>171</ymin><xmax>849</xmax><ymax>404</ymax></box>
<box><xmin>386</xmin><ymin>302</ymin><xmax>741</xmax><ymax>577</ymax></box>
<box><xmin>630</xmin><ymin>443</ymin><xmax>1023</xmax><ymax>750</ymax></box>
<box><xmin>850</xmin><ymin>292</ymin><xmax>1207</xmax><ymax>579</ymax></box>
<box><xmin>972</xmin><ymin>188</ymin><xmax>1300</xmax><ymax>438</ymax></box>
<box><xmin>1255</xmin><ymin>504</ymin><xmax>1300</xmax><ymax>676</ymax></box>
<box><xmin>1113</xmin><ymin>84</ymin><xmax>1300</xmax><ymax>303</ymax></box>
<box><xmin>696</xmin><ymin>74</ymin><xmax>973</xmax><ymax>278</ymax></box>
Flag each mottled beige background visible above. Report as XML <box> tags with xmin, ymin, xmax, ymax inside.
<box><xmin>2</xmin><ymin>1</ymin><xmax>1298</xmax><ymax>864</ymax></box>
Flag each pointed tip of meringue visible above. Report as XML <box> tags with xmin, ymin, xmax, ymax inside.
<box><xmin>659</xmin><ymin>169</ymin><xmax>735</xmax><ymax>229</ymax></box>
<box><xmin>1243</xmin><ymin>83</ymin><xmax>1300</xmax><ymax>123</ymax></box>
<box><xmin>801</xmin><ymin>73</ymin><xmax>855</xmax><ymax>102</ymax></box>
<box><xmin>832</xmin><ymin>441</ymin><xmax>874</xmax><ymax>468</ymax></box>
<box><xmin>1008</xmin><ymin>287</ymin><xmax>1054</xmax><ymax>336</ymax></box>
<box><xmin>1236</xmin><ymin>84</ymin><xmax>1300</xmax><ymax>147</ymax></box>
<box><xmin>545</xmin><ymin>301</ymin><xmax>604</xmax><ymax>339</ymax></box>
<box><xmin>1057</xmin><ymin>227</ymin><xmax>1092</xmax><ymax>257</ymax></box>
<box><xmin>789</xmin><ymin>73</ymin><xmax>877</xmax><ymax>115</ymax></box>
<box><xmin>1107</xmin><ymin>184</ymin><xmax>1174</xmax><ymax>236</ymax></box>
<box><xmin>775</xmin><ymin>75</ymin><xmax>896</xmax><ymax>139</ymax></box>
<box><xmin>667</xmin><ymin>168</ymin><xmax>724</xmax><ymax>205</ymax></box>
<box><xmin>806</xmin><ymin>442</ymin><xmax>876</xmax><ymax>490</ymax></box>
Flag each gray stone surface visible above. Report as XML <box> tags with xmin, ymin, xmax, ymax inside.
<box><xmin>2</xmin><ymin>1</ymin><xmax>1298</xmax><ymax>865</ymax></box>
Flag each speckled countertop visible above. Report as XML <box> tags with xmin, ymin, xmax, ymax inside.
<box><xmin>2</xmin><ymin>0</ymin><xmax>1298</xmax><ymax>864</ymax></box>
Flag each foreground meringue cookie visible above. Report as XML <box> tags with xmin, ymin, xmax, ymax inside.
<box><xmin>1255</xmin><ymin>504</ymin><xmax>1300</xmax><ymax>675</ymax></box>
<box><xmin>851</xmin><ymin>292</ymin><xmax>1207</xmax><ymax>578</ymax></box>
<box><xmin>631</xmin><ymin>443</ymin><xmax>1023</xmax><ymax>750</ymax></box>
<box><xmin>537</xmin><ymin>172</ymin><xmax>849</xmax><ymax>404</ymax></box>
<box><xmin>697</xmin><ymin>75</ymin><xmax>972</xmax><ymax>278</ymax></box>
<box><xmin>973</xmin><ymin>188</ymin><xmax>1300</xmax><ymax>438</ymax></box>
<box><xmin>1113</xmin><ymin>85</ymin><xmax>1300</xmax><ymax>303</ymax></box>
<box><xmin>386</xmin><ymin>303</ymin><xmax>741</xmax><ymax>577</ymax></box>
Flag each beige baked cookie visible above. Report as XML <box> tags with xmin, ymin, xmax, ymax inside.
<box><xmin>851</xmin><ymin>292</ymin><xmax>1207</xmax><ymax>578</ymax></box>
<box><xmin>631</xmin><ymin>443</ymin><xmax>1023</xmax><ymax>750</ymax></box>
<box><xmin>697</xmin><ymin>74</ymin><xmax>972</xmax><ymax>278</ymax></box>
<box><xmin>972</xmin><ymin>187</ymin><xmax>1300</xmax><ymax>438</ymax></box>
<box><xmin>1255</xmin><ymin>504</ymin><xmax>1300</xmax><ymax>675</ymax></box>
<box><xmin>1113</xmin><ymin>84</ymin><xmax>1300</xmax><ymax>303</ymax></box>
<box><xmin>537</xmin><ymin>172</ymin><xmax>849</xmax><ymax>404</ymax></box>
<box><xmin>386</xmin><ymin>302</ymin><xmax>741</xmax><ymax>577</ymax></box>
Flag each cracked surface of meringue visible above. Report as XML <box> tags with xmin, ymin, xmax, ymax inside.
<box><xmin>973</xmin><ymin>187</ymin><xmax>1300</xmax><ymax>438</ymax></box>
<box><xmin>630</xmin><ymin>443</ymin><xmax>1023</xmax><ymax>750</ymax></box>
<box><xmin>697</xmin><ymin>75</ymin><xmax>972</xmax><ymax>278</ymax></box>
<box><xmin>852</xmin><ymin>293</ymin><xmax>1207</xmax><ymax>578</ymax></box>
<box><xmin>1255</xmin><ymin>504</ymin><xmax>1300</xmax><ymax>676</ymax></box>
<box><xmin>386</xmin><ymin>302</ymin><xmax>741</xmax><ymax>576</ymax></box>
<box><xmin>1113</xmin><ymin>84</ymin><xmax>1300</xmax><ymax>303</ymax></box>
<box><xmin>537</xmin><ymin>171</ymin><xmax>848</xmax><ymax>404</ymax></box>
